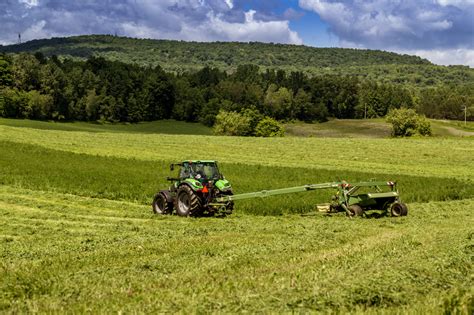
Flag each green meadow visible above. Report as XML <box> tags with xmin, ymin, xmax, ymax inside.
<box><xmin>0</xmin><ymin>119</ymin><xmax>473</xmax><ymax>313</ymax></box>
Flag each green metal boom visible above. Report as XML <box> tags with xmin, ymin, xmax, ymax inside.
<box><xmin>215</xmin><ymin>182</ymin><xmax>340</xmax><ymax>202</ymax></box>
<box><xmin>216</xmin><ymin>181</ymin><xmax>394</xmax><ymax>202</ymax></box>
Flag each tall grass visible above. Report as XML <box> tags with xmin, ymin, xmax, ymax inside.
<box><xmin>1</xmin><ymin>141</ymin><xmax>472</xmax><ymax>215</ymax></box>
<box><xmin>2</xmin><ymin>123</ymin><xmax>472</xmax><ymax>179</ymax></box>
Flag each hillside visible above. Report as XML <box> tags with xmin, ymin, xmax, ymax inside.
<box><xmin>0</xmin><ymin>35</ymin><xmax>429</xmax><ymax>68</ymax></box>
<box><xmin>2</xmin><ymin>35</ymin><xmax>472</xmax><ymax>87</ymax></box>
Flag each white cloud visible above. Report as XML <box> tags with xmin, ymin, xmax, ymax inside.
<box><xmin>19</xmin><ymin>0</ymin><xmax>39</xmax><ymax>9</ymax></box>
<box><xmin>298</xmin><ymin>0</ymin><xmax>474</xmax><ymax>65</ymax></box>
<box><xmin>299</xmin><ymin>0</ymin><xmax>474</xmax><ymax>53</ymax></box>
<box><xmin>121</xmin><ymin>9</ymin><xmax>303</xmax><ymax>45</ymax></box>
<box><xmin>224</xmin><ymin>0</ymin><xmax>233</xmax><ymax>9</ymax></box>
<box><xmin>404</xmin><ymin>48</ymin><xmax>474</xmax><ymax>67</ymax></box>
<box><xmin>204</xmin><ymin>10</ymin><xmax>303</xmax><ymax>44</ymax></box>
<box><xmin>22</xmin><ymin>20</ymin><xmax>48</xmax><ymax>38</ymax></box>
<box><xmin>1</xmin><ymin>0</ymin><xmax>302</xmax><ymax>47</ymax></box>
<box><xmin>437</xmin><ymin>0</ymin><xmax>474</xmax><ymax>8</ymax></box>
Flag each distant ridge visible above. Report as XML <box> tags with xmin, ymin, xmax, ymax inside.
<box><xmin>0</xmin><ymin>34</ymin><xmax>430</xmax><ymax>70</ymax></box>
<box><xmin>3</xmin><ymin>35</ymin><xmax>473</xmax><ymax>87</ymax></box>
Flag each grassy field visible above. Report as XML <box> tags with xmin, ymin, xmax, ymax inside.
<box><xmin>285</xmin><ymin>119</ymin><xmax>474</xmax><ymax>138</ymax></box>
<box><xmin>3</xmin><ymin>117</ymin><xmax>472</xmax><ymax>139</ymax></box>
<box><xmin>0</xmin><ymin>118</ymin><xmax>212</xmax><ymax>135</ymax></box>
<box><xmin>1</xmin><ymin>186</ymin><xmax>473</xmax><ymax>313</ymax></box>
<box><xmin>430</xmin><ymin>120</ymin><xmax>474</xmax><ymax>137</ymax></box>
<box><xmin>285</xmin><ymin>119</ymin><xmax>392</xmax><ymax>138</ymax></box>
<box><xmin>1</xmin><ymin>141</ymin><xmax>472</xmax><ymax>215</ymax></box>
<box><xmin>1</xmin><ymin>119</ymin><xmax>473</xmax><ymax>313</ymax></box>
<box><xmin>1</xmin><ymin>123</ymin><xmax>472</xmax><ymax>179</ymax></box>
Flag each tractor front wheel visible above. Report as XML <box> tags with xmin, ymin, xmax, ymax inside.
<box><xmin>348</xmin><ymin>204</ymin><xmax>364</xmax><ymax>217</ymax></box>
<box><xmin>175</xmin><ymin>185</ymin><xmax>203</xmax><ymax>217</ymax></box>
<box><xmin>390</xmin><ymin>202</ymin><xmax>408</xmax><ymax>217</ymax></box>
<box><xmin>152</xmin><ymin>191</ymin><xmax>173</xmax><ymax>215</ymax></box>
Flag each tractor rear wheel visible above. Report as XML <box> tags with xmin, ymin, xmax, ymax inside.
<box><xmin>348</xmin><ymin>204</ymin><xmax>364</xmax><ymax>217</ymax></box>
<box><xmin>175</xmin><ymin>185</ymin><xmax>203</xmax><ymax>217</ymax></box>
<box><xmin>390</xmin><ymin>202</ymin><xmax>408</xmax><ymax>217</ymax></box>
<box><xmin>152</xmin><ymin>191</ymin><xmax>173</xmax><ymax>215</ymax></box>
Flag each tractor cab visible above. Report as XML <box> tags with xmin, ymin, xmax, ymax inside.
<box><xmin>173</xmin><ymin>160</ymin><xmax>222</xmax><ymax>182</ymax></box>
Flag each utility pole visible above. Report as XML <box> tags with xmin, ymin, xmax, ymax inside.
<box><xmin>18</xmin><ymin>33</ymin><xmax>21</xmax><ymax>44</ymax></box>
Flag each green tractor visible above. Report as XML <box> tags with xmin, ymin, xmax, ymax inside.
<box><xmin>152</xmin><ymin>160</ymin><xmax>234</xmax><ymax>216</ymax></box>
<box><xmin>152</xmin><ymin>160</ymin><xmax>408</xmax><ymax>218</ymax></box>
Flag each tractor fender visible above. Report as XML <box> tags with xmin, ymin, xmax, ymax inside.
<box><xmin>159</xmin><ymin>190</ymin><xmax>174</xmax><ymax>203</ymax></box>
<box><xmin>180</xmin><ymin>180</ymin><xmax>203</xmax><ymax>191</ymax></box>
<box><xmin>215</xmin><ymin>179</ymin><xmax>232</xmax><ymax>192</ymax></box>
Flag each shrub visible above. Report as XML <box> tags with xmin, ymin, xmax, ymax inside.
<box><xmin>241</xmin><ymin>107</ymin><xmax>264</xmax><ymax>134</ymax></box>
<box><xmin>255</xmin><ymin>117</ymin><xmax>285</xmax><ymax>137</ymax></box>
<box><xmin>417</xmin><ymin>115</ymin><xmax>432</xmax><ymax>136</ymax></box>
<box><xmin>214</xmin><ymin>109</ymin><xmax>284</xmax><ymax>137</ymax></box>
<box><xmin>386</xmin><ymin>108</ymin><xmax>432</xmax><ymax>137</ymax></box>
<box><xmin>213</xmin><ymin>110</ymin><xmax>252</xmax><ymax>136</ymax></box>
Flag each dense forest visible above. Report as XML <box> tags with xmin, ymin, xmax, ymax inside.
<box><xmin>2</xmin><ymin>35</ymin><xmax>473</xmax><ymax>87</ymax></box>
<box><xmin>1</xmin><ymin>51</ymin><xmax>472</xmax><ymax>124</ymax></box>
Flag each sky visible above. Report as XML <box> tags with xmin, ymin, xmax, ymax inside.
<box><xmin>1</xmin><ymin>0</ymin><xmax>473</xmax><ymax>66</ymax></box>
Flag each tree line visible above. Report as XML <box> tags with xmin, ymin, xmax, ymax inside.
<box><xmin>0</xmin><ymin>53</ymin><xmax>472</xmax><ymax>125</ymax></box>
<box><xmin>4</xmin><ymin>35</ymin><xmax>472</xmax><ymax>88</ymax></box>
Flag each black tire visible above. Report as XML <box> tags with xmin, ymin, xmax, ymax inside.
<box><xmin>391</xmin><ymin>202</ymin><xmax>408</xmax><ymax>217</ymax></box>
<box><xmin>152</xmin><ymin>192</ymin><xmax>173</xmax><ymax>215</ymax></box>
<box><xmin>348</xmin><ymin>204</ymin><xmax>364</xmax><ymax>217</ymax></box>
<box><xmin>175</xmin><ymin>185</ymin><xmax>203</xmax><ymax>217</ymax></box>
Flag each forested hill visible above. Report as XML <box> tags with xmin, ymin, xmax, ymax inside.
<box><xmin>1</xmin><ymin>35</ymin><xmax>430</xmax><ymax>70</ymax></box>
<box><xmin>1</xmin><ymin>35</ymin><xmax>472</xmax><ymax>125</ymax></box>
<box><xmin>3</xmin><ymin>35</ymin><xmax>472</xmax><ymax>87</ymax></box>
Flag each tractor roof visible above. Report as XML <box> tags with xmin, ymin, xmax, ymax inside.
<box><xmin>182</xmin><ymin>160</ymin><xmax>217</xmax><ymax>164</ymax></box>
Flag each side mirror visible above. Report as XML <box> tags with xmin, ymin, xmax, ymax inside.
<box><xmin>170</xmin><ymin>164</ymin><xmax>174</xmax><ymax>171</ymax></box>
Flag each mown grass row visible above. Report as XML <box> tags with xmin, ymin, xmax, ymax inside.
<box><xmin>2</xmin><ymin>124</ymin><xmax>473</xmax><ymax>179</ymax></box>
<box><xmin>0</xmin><ymin>118</ymin><xmax>212</xmax><ymax>135</ymax></box>
<box><xmin>1</xmin><ymin>141</ymin><xmax>473</xmax><ymax>215</ymax></box>
<box><xmin>1</xmin><ymin>186</ymin><xmax>472</xmax><ymax>313</ymax></box>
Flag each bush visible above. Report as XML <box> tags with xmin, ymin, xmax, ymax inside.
<box><xmin>213</xmin><ymin>110</ymin><xmax>252</xmax><ymax>136</ymax></box>
<box><xmin>254</xmin><ymin>117</ymin><xmax>285</xmax><ymax>137</ymax></box>
<box><xmin>241</xmin><ymin>107</ymin><xmax>264</xmax><ymax>133</ymax></box>
<box><xmin>214</xmin><ymin>109</ymin><xmax>284</xmax><ymax>137</ymax></box>
<box><xmin>386</xmin><ymin>108</ymin><xmax>432</xmax><ymax>137</ymax></box>
<box><xmin>417</xmin><ymin>115</ymin><xmax>432</xmax><ymax>136</ymax></box>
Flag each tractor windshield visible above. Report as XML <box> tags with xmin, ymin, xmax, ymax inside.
<box><xmin>180</xmin><ymin>162</ymin><xmax>221</xmax><ymax>180</ymax></box>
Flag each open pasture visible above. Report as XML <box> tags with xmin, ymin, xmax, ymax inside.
<box><xmin>285</xmin><ymin>119</ymin><xmax>474</xmax><ymax>138</ymax></box>
<box><xmin>0</xmin><ymin>120</ymin><xmax>473</xmax><ymax>313</ymax></box>
<box><xmin>0</xmin><ymin>118</ymin><xmax>212</xmax><ymax>135</ymax></box>
<box><xmin>1</xmin><ymin>141</ymin><xmax>473</xmax><ymax>215</ymax></box>
<box><xmin>1</xmin><ymin>123</ymin><xmax>473</xmax><ymax>179</ymax></box>
<box><xmin>1</xmin><ymin>187</ymin><xmax>472</xmax><ymax>313</ymax></box>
